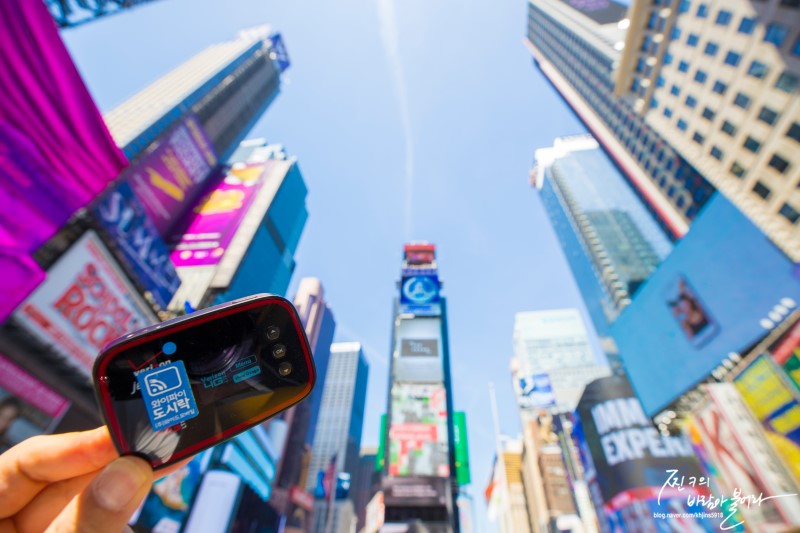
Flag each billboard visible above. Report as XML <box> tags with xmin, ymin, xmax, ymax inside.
<box><xmin>13</xmin><ymin>231</ymin><xmax>157</xmax><ymax>373</ymax></box>
<box><xmin>610</xmin><ymin>194</ymin><xmax>800</xmax><ymax>416</ymax></box>
<box><xmin>392</xmin><ymin>317</ymin><xmax>444</xmax><ymax>383</ymax></box>
<box><xmin>0</xmin><ymin>354</ymin><xmax>70</xmax><ymax>453</ymax></box>
<box><xmin>732</xmin><ymin>355</ymin><xmax>800</xmax><ymax>484</ymax></box>
<box><xmin>574</xmin><ymin>377</ymin><xmax>714</xmax><ymax>515</ymax></box>
<box><xmin>399</xmin><ymin>275</ymin><xmax>441</xmax><ymax>317</ymax></box>
<box><xmin>171</xmin><ymin>163</ymin><xmax>271</xmax><ymax>267</ymax></box>
<box><xmin>514</xmin><ymin>373</ymin><xmax>557</xmax><ymax>409</ymax></box>
<box><xmin>95</xmin><ymin>181</ymin><xmax>180</xmax><ymax>309</ymax></box>
<box><xmin>127</xmin><ymin>115</ymin><xmax>217</xmax><ymax>238</ymax></box>
<box><xmin>389</xmin><ymin>384</ymin><xmax>449</xmax><ymax>478</ymax></box>
<box><xmin>382</xmin><ymin>477</ymin><xmax>449</xmax><ymax>508</ymax></box>
<box><xmin>403</xmin><ymin>244</ymin><xmax>436</xmax><ymax>267</ymax></box>
<box><xmin>453</xmin><ymin>412</ymin><xmax>471</xmax><ymax>486</ymax></box>
<box><xmin>689</xmin><ymin>383</ymin><xmax>800</xmax><ymax>529</ymax></box>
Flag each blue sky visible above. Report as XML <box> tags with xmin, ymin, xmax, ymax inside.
<box><xmin>64</xmin><ymin>0</ymin><xmax>596</xmax><ymax>528</ymax></box>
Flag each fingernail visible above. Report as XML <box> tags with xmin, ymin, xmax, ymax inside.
<box><xmin>93</xmin><ymin>457</ymin><xmax>151</xmax><ymax>511</ymax></box>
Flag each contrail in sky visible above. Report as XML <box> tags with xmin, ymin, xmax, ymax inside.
<box><xmin>377</xmin><ymin>0</ymin><xmax>414</xmax><ymax>240</ymax></box>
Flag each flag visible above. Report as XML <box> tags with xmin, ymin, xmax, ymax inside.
<box><xmin>322</xmin><ymin>453</ymin><xmax>337</xmax><ymax>499</ymax></box>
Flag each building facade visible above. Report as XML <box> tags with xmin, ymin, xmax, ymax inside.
<box><xmin>487</xmin><ymin>438</ymin><xmax>532</xmax><ymax>533</ymax></box>
<box><xmin>307</xmin><ymin>342</ymin><xmax>369</xmax><ymax>533</ymax></box>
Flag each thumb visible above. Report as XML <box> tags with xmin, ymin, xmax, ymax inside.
<box><xmin>46</xmin><ymin>456</ymin><xmax>154</xmax><ymax>533</ymax></box>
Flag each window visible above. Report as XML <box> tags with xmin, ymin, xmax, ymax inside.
<box><xmin>733</xmin><ymin>92</ymin><xmax>752</xmax><ymax>109</ymax></box>
<box><xmin>664</xmin><ymin>107</ymin><xmax>673</xmax><ymax>118</ymax></box>
<box><xmin>764</xmin><ymin>23</ymin><xmax>789</xmax><ymax>46</ymax></box>
<box><xmin>671</xmin><ymin>27</ymin><xmax>682</xmax><ymax>40</ymax></box>
<box><xmin>697</xmin><ymin>3</ymin><xmax>708</xmax><ymax>17</ymax></box>
<box><xmin>787</xmin><ymin>122</ymin><xmax>800</xmax><ymax>142</ymax></box>
<box><xmin>752</xmin><ymin>181</ymin><xmax>771</xmax><ymax>199</ymax></box>
<box><xmin>657</xmin><ymin>76</ymin><xmax>665</xmax><ymax>87</ymax></box>
<box><xmin>721</xmin><ymin>120</ymin><xmax>737</xmax><ymax>136</ymax></box>
<box><xmin>677</xmin><ymin>119</ymin><xmax>688</xmax><ymax>131</ymax></box>
<box><xmin>715</xmin><ymin>10</ymin><xmax>732</xmax><ymax>25</ymax></box>
<box><xmin>758</xmin><ymin>106</ymin><xmax>779</xmax><ymax>125</ymax></box>
<box><xmin>678</xmin><ymin>60</ymin><xmax>690</xmax><ymax>73</ymax></box>
<box><xmin>710</xmin><ymin>146</ymin><xmax>724</xmax><ymax>160</ymax></box>
<box><xmin>730</xmin><ymin>161</ymin><xmax>746</xmax><ymax>177</ymax></box>
<box><xmin>670</xmin><ymin>84</ymin><xmax>681</xmax><ymax>96</ymax></box>
<box><xmin>768</xmin><ymin>154</ymin><xmax>790</xmax><ymax>173</ymax></box>
<box><xmin>686</xmin><ymin>95</ymin><xmax>698</xmax><ymax>108</ymax></box>
<box><xmin>744</xmin><ymin>136</ymin><xmax>762</xmax><ymax>153</ymax></box>
<box><xmin>780</xmin><ymin>203</ymin><xmax>800</xmax><ymax>224</ymax></box>
<box><xmin>724</xmin><ymin>51</ymin><xmax>742</xmax><ymax>66</ymax></box>
<box><xmin>747</xmin><ymin>61</ymin><xmax>770</xmax><ymax>79</ymax></box>
<box><xmin>704</xmin><ymin>42</ymin><xmax>719</xmax><ymax>56</ymax></box>
<box><xmin>694</xmin><ymin>70</ymin><xmax>708</xmax><ymax>83</ymax></box>
<box><xmin>712</xmin><ymin>80</ymin><xmax>728</xmax><ymax>94</ymax></box>
<box><xmin>692</xmin><ymin>132</ymin><xmax>705</xmax><ymax>144</ymax></box>
<box><xmin>775</xmin><ymin>72</ymin><xmax>800</xmax><ymax>93</ymax></box>
<box><xmin>651</xmin><ymin>97</ymin><xmax>659</xmax><ymax>109</ymax></box>
<box><xmin>664</xmin><ymin>52</ymin><xmax>673</xmax><ymax>65</ymax></box>
<box><xmin>702</xmin><ymin>107</ymin><xmax>715</xmax><ymax>120</ymax></box>
<box><xmin>738</xmin><ymin>17</ymin><xmax>756</xmax><ymax>34</ymax></box>
<box><xmin>687</xmin><ymin>33</ymin><xmax>700</xmax><ymax>47</ymax></box>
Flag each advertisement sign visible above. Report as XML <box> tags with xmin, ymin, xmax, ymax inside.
<box><xmin>610</xmin><ymin>194</ymin><xmax>800</xmax><ymax>416</ymax></box>
<box><xmin>132</xmin><ymin>453</ymin><xmax>205</xmax><ymax>532</ymax></box>
<box><xmin>403</xmin><ymin>244</ymin><xmax>436</xmax><ymax>267</ymax></box>
<box><xmin>514</xmin><ymin>373</ymin><xmax>557</xmax><ymax>409</ymax></box>
<box><xmin>0</xmin><ymin>354</ymin><xmax>70</xmax><ymax>453</ymax></box>
<box><xmin>733</xmin><ymin>354</ymin><xmax>800</xmax><ymax>481</ymax></box>
<box><xmin>382</xmin><ymin>477</ymin><xmax>448</xmax><ymax>508</ymax></box>
<box><xmin>453</xmin><ymin>412</ymin><xmax>471</xmax><ymax>486</ymax></box>
<box><xmin>128</xmin><ymin>115</ymin><xmax>217</xmax><ymax>237</ymax></box>
<box><xmin>171</xmin><ymin>163</ymin><xmax>271</xmax><ymax>267</ymax></box>
<box><xmin>690</xmin><ymin>383</ymin><xmax>800</xmax><ymax>529</ymax></box>
<box><xmin>389</xmin><ymin>384</ymin><xmax>449</xmax><ymax>478</ymax></box>
<box><xmin>95</xmin><ymin>181</ymin><xmax>180</xmax><ymax>309</ymax></box>
<box><xmin>400</xmin><ymin>275</ymin><xmax>439</xmax><ymax>305</ymax></box>
<box><xmin>392</xmin><ymin>317</ymin><xmax>444</xmax><ymax>383</ymax></box>
<box><xmin>14</xmin><ymin>231</ymin><xmax>156</xmax><ymax>373</ymax></box>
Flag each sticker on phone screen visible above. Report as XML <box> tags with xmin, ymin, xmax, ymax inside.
<box><xmin>137</xmin><ymin>360</ymin><xmax>199</xmax><ymax>431</ymax></box>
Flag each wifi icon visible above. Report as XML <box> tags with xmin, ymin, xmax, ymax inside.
<box><xmin>144</xmin><ymin>367</ymin><xmax>182</xmax><ymax>396</ymax></box>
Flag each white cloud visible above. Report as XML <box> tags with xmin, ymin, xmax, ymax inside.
<box><xmin>377</xmin><ymin>0</ymin><xmax>414</xmax><ymax>240</ymax></box>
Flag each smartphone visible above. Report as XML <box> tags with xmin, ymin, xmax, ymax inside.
<box><xmin>93</xmin><ymin>294</ymin><xmax>315</xmax><ymax>469</ymax></box>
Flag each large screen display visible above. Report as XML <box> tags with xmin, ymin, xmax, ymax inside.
<box><xmin>610</xmin><ymin>195</ymin><xmax>800</xmax><ymax>416</ymax></box>
<box><xmin>392</xmin><ymin>317</ymin><xmax>443</xmax><ymax>383</ymax></box>
<box><xmin>389</xmin><ymin>384</ymin><xmax>449</xmax><ymax>478</ymax></box>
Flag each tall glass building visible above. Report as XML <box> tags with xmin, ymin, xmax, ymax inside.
<box><xmin>307</xmin><ymin>342</ymin><xmax>369</xmax><ymax>533</ymax></box>
<box><xmin>534</xmin><ymin>135</ymin><xmax>672</xmax><ymax>341</ymax></box>
<box><xmin>525</xmin><ymin>0</ymin><xmax>715</xmax><ymax>239</ymax></box>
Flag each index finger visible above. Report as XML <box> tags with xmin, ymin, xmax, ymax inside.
<box><xmin>0</xmin><ymin>427</ymin><xmax>117</xmax><ymax>518</ymax></box>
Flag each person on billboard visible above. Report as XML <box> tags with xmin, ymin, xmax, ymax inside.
<box><xmin>667</xmin><ymin>277</ymin><xmax>716</xmax><ymax>343</ymax></box>
<box><xmin>0</xmin><ymin>427</ymin><xmax>185</xmax><ymax>532</ymax></box>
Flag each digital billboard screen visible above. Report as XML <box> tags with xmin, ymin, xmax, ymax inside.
<box><xmin>610</xmin><ymin>195</ymin><xmax>800</xmax><ymax>416</ymax></box>
<box><xmin>393</xmin><ymin>317</ymin><xmax>443</xmax><ymax>383</ymax></box>
<box><xmin>0</xmin><ymin>354</ymin><xmax>70</xmax><ymax>453</ymax></box>
<box><xmin>389</xmin><ymin>384</ymin><xmax>449</xmax><ymax>478</ymax></box>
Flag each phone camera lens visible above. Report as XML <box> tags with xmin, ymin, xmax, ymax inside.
<box><xmin>278</xmin><ymin>362</ymin><xmax>292</xmax><ymax>377</ymax></box>
<box><xmin>266</xmin><ymin>326</ymin><xmax>280</xmax><ymax>341</ymax></box>
<box><xmin>272</xmin><ymin>344</ymin><xmax>287</xmax><ymax>359</ymax></box>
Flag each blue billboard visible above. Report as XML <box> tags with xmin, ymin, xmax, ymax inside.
<box><xmin>95</xmin><ymin>181</ymin><xmax>181</xmax><ymax>309</ymax></box>
<box><xmin>610</xmin><ymin>195</ymin><xmax>800</xmax><ymax>416</ymax></box>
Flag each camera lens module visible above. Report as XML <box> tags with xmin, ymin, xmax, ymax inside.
<box><xmin>272</xmin><ymin>344</ymin><xmax>287</xmax><ymax>359</ymax></box>
<box><xmin>278</xmin><ymin>362</ymin><xmax>292</xmax><ymax>377</ymax></box>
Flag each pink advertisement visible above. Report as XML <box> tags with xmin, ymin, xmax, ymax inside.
<box><xmin>128</xmin><ymin>115</ymin><xmax>217</xmax><ymax>237</ymax></box>
<box><xmin>171</xmin><ymin>163</ymin><xmax>272</xmax><ymax>268</ymax></box>
<box><xmin>14</xmin><ymin>231</ymin><xmax>156</xmax><ymax>373</ymax></box>
<box><xmin>0</xmin><ymin>353</ymin><xmax>70</xmax><ymax>453</ymax></box>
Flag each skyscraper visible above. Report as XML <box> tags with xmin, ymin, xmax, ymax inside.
<box><xmin>104</xmin><ymin>27</ymin><xmax>287</xmax><ymax>163</ymax></box>
<box><xmin>512</xmin><ymin>309</ymin><xmax>610</xmax><ymax>411</ymax></box>
<box><xmin>525</xmin><ymin>0</ymin><xmax>715</xmax><ymax>238</ymax></box>
<box><xmin>534</xmin><ymin>135</ymin><xmax>672</xmax><ymax>365</ymax></box>
<box><xmin>307</xmin><ymin>342</ymin><xmax>369</xmax><ymax>533</ymax></box>
<box><xmin>381</xmin><ymin>243</ymin><xmax>460</xmax><ymax>532</ymax></box>
<box><xmin>612</xmin><ymin>0</ymin><xmax>800</xmax><ymax>261</ymax></box>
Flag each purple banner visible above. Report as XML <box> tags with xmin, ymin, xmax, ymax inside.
<box><xmin>171</xmin><ymin>163</ymin><xmax>271</xmax><ymax>268</ymax></box>
<box><xmin>0</xmin><ymin>0</ymin><xmax>127</xmax><ymax>323</ymax></box>
<box><xmin>128</xmin><ymin>116</ymin><xmax>217</xmax><ymax>238</ymax></box>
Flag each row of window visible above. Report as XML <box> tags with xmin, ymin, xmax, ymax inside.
<box><xmin>688</xmin><ymin>3</ymin><xmax>799</xmax><ymax>53</ymax></box>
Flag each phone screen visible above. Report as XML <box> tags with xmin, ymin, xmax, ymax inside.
<box><xmin>95</xmin><ymin>298</ymin><xmax>313</xmax><ymax>468</ymax></box>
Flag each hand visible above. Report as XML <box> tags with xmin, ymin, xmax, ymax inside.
<box><xmin>0</xmin><ymin>427</ymin><xmax>153</xmax><ymax>533</ymax></box>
